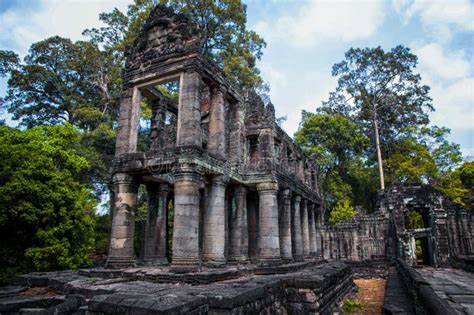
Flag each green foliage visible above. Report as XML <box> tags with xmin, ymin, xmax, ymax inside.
<box><xmin>0</xmin><ymin>50</ymin><xmax>19</xmax><ymax>77</ymax></box>
<box><xmin>296</xmin><ymin>111</ymin><xmax>370</xmax><ymax>220</ymax></box>
<box><xmin>386</xmin><ymin>137</ymin><xmax>438</xmax><ymax>185</ymax></box>
<box><xmin>328</xmin><ymin>198</ymin><xmax>357</xmax><ymax>225</ymax></box>
<box><xmin>415</xmin><ymin>239</ymin><xmax>423</xmax><ymax>257</ymax></box>
<box><xmin>406</xmin><ymin>210</ymin><xmax>424</xmax><ymax>229</ymax></box>
<box><xmin>342</xmin><ymin>298</ymin><xmax>364</xmax><ymax>313</ymax></box>
<box><xmin>94</xmin><ymin>213</ymin><xmax>111</xmax><ymax>255</ymax></box>
<box><xmin>0</xmin><ymin>124</ymin><xmax>96</xmax><ymax>283</ymax></box>
<box><xmin>437</xmin><ymin>162</ymin><xmax>474</xmax><ymax>211</ymax></box>
<box><xmin>322</xmin><ymin>46</ymin><xmax>433</xmax><ymax>147</ymax></box>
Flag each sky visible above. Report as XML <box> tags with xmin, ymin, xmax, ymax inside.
<box><xmin>0</xmin><ymin>0</ymin><xmax>473</xmax><ymax>157</ymax></box>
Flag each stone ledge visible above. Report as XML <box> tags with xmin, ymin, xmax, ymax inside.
<box><xmin>7</xmin><ymin>262</ymin><xmax>354</xmax><ymax>315</ymax></box>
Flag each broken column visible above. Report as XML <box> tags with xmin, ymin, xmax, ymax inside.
<box><xmin>106</xmin><ymin>173</ymin><xmax>138</xmax><ymax>268</ymax></box>
<box><xmin>202</xmin><ymin>175</ymin><xmax>227</xmax><ymax>266</ymax></box>
<box><xmin>143</xmin><ymin>183</ymin><xmax>169</xmax><ymax>265</ymax></box>
<box><xmin>279</xmin><ymin>189</ymin><xmax>293</xmax><ymax>262</ymax></box>
<box><xmin>171</xmin><ymin>165</ymin><xmax>202</xmax><ymax>272</ymax></box>
<box><xmin>292</xmin><ymin>195</ymin><xmax>304</xmax><ymax>261</ymax></box>
<box><xmin>229</xmin><ymin>185</ymin><xmax>249</xmax><ymax>263</ymax></box>
<box><xmin>257</xmin><ymin>182</ymin><xmax>281</xmax><ymax>265</ymax></box>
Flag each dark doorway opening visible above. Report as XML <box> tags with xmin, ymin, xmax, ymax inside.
<box><xmin>415</xmin><ymin>237</ymin><xmax>430</xmax><ymax>265</ymax></box>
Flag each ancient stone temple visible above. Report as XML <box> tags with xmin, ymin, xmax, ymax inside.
<box><xmin>4</xmin><ymin>5</ymin><xmax>474</xmax><ymax>315</ymax></box>
<box><xmin>320</xmin><ymin>185</ymin><xmax>473</xmax><ymax>268</ymax></box>
<box><xmin>106</xmin><ymin>5</ymin><xmax>322</xmax><ymax>271</ymax></box>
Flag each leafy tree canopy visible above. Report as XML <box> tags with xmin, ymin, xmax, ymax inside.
<box><xmin>0</xmin><ymin>124</ymin><xmax>96</xmax><ymax>284</ymax></box>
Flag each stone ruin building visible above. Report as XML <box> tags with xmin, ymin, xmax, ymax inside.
<box><xmin>106</xmin><ymin>5</ymin><xmax>322</xmax><ymax>271</ymax></box>
<box><xmin>106</xmin><ymin>4</ymin><xmax>474</xmax><ymax>271</ymax></box>
<box><xmin>322</xmin><ymin>186</ymin><xmax>473</xmax><ymax>268</ymax></box>
<box><xmin>106</xmin><ymin>5</ymin><xmax>473</xmax><ymax>273</ymax></box>
<box><xmin>3</xmin><ymin>5</ymin><xmax>473</xmax><ymax>315</ymax></box>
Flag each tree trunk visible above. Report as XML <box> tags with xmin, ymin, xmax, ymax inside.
<box><xmin>373</xmin><ymin>110</ymin><xmax>385</xmax><ymax>190</ymax></box>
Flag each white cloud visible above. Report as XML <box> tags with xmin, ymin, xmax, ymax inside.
<box><xmin>411</xmin><ymin>42</ymin><xmax>473</xmax><ymax>133</ymax></box>
<box><xmin>275</xmin><ymin>70</ymin><xmax>338</xmax><ymax>137</ymax></box>
<box><xmin>255</xmin><ymin>0</ymin><xmax>385</xmax><ymax>48</ymax></box>
<box><xmin>401</xmin><ymin>0</ymin><xmax>474</xmax><ymax>42</ymax></box>
<box><xmin>429</xmin><ymin>77</ymin><xmax>474</xmax><ymax>130</ymax></box>
<box><xmin>0</xmin><ymin>0</ymin><xmax>129</xmax><ymax>56</ymax></box>
<box><xmin>414</xmin><ymin>43</ymin><xmax>471</xmax><ymax>83</ymax></box>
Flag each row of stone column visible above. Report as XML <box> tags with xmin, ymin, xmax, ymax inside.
<box><xmin>106</xmin><ymin>171</ymin><xmax>322</xmax><ymax>270</ymax></box>
<box><xmin>279</xmin><ymin>190</ymin><xmax>321</xmax><ymax>262</ymax></box>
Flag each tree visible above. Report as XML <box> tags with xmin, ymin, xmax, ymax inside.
<box><xmin>84</xmin><ymin>0</ymin><xmax>266</xmax><ymax>89</ymax></box>
<box><xmin>328</xmin><ymin>198</ymin><xmax>357</xmax><ymax>225</ymax></box>
<box><xmin>0</xmin><ymin>124</ymin><xmax>96</xmax><ymax>284</ymax></box>
<box><xmin>385</xmin><ymin>137</ymin><xmax>438</xmax><ymax>185</ymax></box>
<box><xmin>321</xmin><ymin>46</ymin><xmax>433</xmax><ymax>190</ymax></box>
<box><xmin>295</xmin><ymin>111</ymin><xmax>371</xmax><ymax>221</ymax></box>
<box><xmin>438</xmin><ymin>161</ymin><xmax>474</xmax><ymax>211</ymax></box>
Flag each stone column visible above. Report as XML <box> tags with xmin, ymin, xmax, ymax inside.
<box><xmin>301</xmin><ymin>199</ymin><xmax>311</xmax><ymax>259</ymax></box>
<box><xmin>291</xmin><ymin>195</ymin><xmax>304</xmax><ymax>261</ymax></box>
<box><xmin>106</xmin><ymin>173</ymin><xmax>138</xmax><ymax>268</ymax></box>
<box><xmin>308</xmin><ymin>203</ymin><xmax>317</xmax><ymax>257</ymax></box>
<box><xmin>248</xmin><ymin>193</ymin><xmax>259</xmax><ymax>262</ymax></box>
<box><xmin>171</xmin><ymin>165</ymin><xmax>202</xmax><ymax>272</ymax></box>
<box><xmin>177</xmin><ymin>70</ymin><xmax>202</xmax><ymax>147</ymax></box>
<box><xmin>279</xmin><ymin>189</ymin><xmax>293</xmax><ymax>262</ymax></box>
<box><xmin>115</xmin><ymin>88</ymin><xmax>140</xmax><ymax>155</ymax></box>
<box><xmin>202</xmin><ymin>175</ymin><xmax>227</xmax><ymax>266</ymax></box>
<box><xmin>229</xmin><ymin>185</ymin><xmax>249</xmax><ymax>263</ymax></box>
<box><xmin>143</xmin><ymin>183</ymin><xmax>169</xmax><ymax>265</ymax></box>
<box><xmin>208</xmin><ymin>85</ymin><xmax>226</xmax><ymax>159</ymax></box>
<box><xmin>257</xmin><ymin>182</ymin><xmax>281</xmax><ymax>265</ymax></box>
<box><xmin>150</xmin><ymin>103</ymin><xmax>165</xmax><ymax>151</ymax></box>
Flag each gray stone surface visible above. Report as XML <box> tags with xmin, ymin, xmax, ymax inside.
<box><xmin>10</xmin><ymin>262</ymin><xmax>353</xmax><ymax>315</ymax></box>
<box><xmin>418</xmin><ymin>267</ymin><xmax>474</xmax><ymax>314</ymax></box>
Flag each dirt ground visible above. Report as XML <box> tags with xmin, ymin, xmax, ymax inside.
<box><xmin>343</xmin><ymin>278</ymin><xmax>386</xmax><ymax>315</ymax></box>
<box><xmin>20</xmin><ymin>287</ymin><xmax>58</xmax><ymax>297</ymax></box>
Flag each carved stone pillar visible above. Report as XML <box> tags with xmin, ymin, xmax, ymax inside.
<box><xmin>202</xmin><ymin>175</ymin><xmax>227</xmax><ymax>266</ymax></box>
<box><xmin>208</xmin><ymin>86</ymin><xmax>226</xmax><ymax>159</ymax></box>
<box><xmin>248</xmin><ymin>193</ymin><xmax>259</xmax><ymax>262</ymax></box>
<box><xmin>143</xmin><ymin>183</ymin><xmax>169</xmax><ymax>265</ymax></box>
<box><xmin>115</xmin><ymin>88</ymin><xmax>140</xmax><ymax>155</ymax></box>
<box><xmin>177</xmin><ymin>70</ymin><xmax>202</xmax><ymax>148</ymax></box>
<box><xmin>279</xmin><ymin>189</ymin><xmax>293</xmax><ymax>262</ymax></box>
<box><xmin>229</xmin><ymin>185</ymin><xmax>249</xmax><ymax>263</ymax></box>
<box><xmin>308</xmin><ymin>203</ymin><xmax>317</xmax><ymax>257</ymax></box>
<box><xmin>150</xmin><ymin>103</ymin><xmax>165</xmax><ymax>151</ymax></box>
<box><xmin>291</xmin><ymin>195</ymin><xmax>304</xmax><ymax>261</ymax></box>
<box><xmin>301</xmin><ymin>199</ymin><xmax>311</xmax><ymax>259</ymax></box>
<box><xmin>315</xmin><ymin>204</ymin><xmax>323</xmax><ymax>259</ymax></box>
<box><xmin>106</xmin><ymin>173</ymin><xmax>138</xmax><ymax>268</ymax></box>
<box><xmin>171</xmin><ymin>165</ymin><xmax>202</xmax><ymax>272</ymax></box>
<box><xmin>257</xmin><ymin>182</ymin><xmax>281</xmax><ymax>265</ymax></box>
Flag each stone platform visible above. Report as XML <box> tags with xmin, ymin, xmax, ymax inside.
<box><xmin>3</xmin><ymin>262</ymin><xmax>354</xmax><ymax>314</ymax></box>
<box><xmin>417</xmin><ymin>267</ymin><xmax>474</xmax><ymax>314</ymax></box>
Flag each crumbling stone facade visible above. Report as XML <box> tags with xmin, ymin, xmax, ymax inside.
<box><xmin>381</xmin><ymin>186</ymin><xmax>473</xmax><ymax>267</ymax></box>
<box><xmin>323</xmin><ymin>185</ymin><xmax>473</xmax><ymax>268</ymax></box>
<box><xmin>106</xmin><ymin>5</ymin><xmax>322</xmax><ymax>271</ymax></box>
